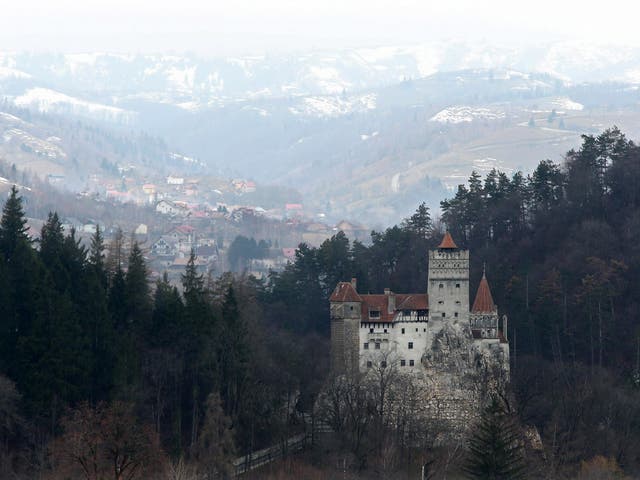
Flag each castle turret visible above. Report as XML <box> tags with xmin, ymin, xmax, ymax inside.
<box><xmin>428</xmin><ymin>232</ymin><xmax>469</xmax><ymax>324</ymax></box>
<box><xmin>330</xmin><ymin>279</ymin><xmax>362</xmax><ymax>373</ymax></box>
<box><xmin>470</xmin><ymin>271</ymin><xmax>499</xmax><ymax>339</ymax></box>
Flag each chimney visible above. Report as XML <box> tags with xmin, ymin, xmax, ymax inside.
<box><xmin>351</xmin><ymin>278</ymin><xmax>357</xmax><ymax>291</ymax></box>
<box><xmin>385</xmin><ymin>288</ymin><xmax>395</xmax><ymax>313</ymax></box>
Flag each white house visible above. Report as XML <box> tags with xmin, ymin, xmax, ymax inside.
<box><xmin>156</xmin><ymin>200</ymin><xmax>189</xmax><ymax>217</ymax></box>
<box><xmin>166</xmin><ymin>175</ymin><xmax>185</xmax><ymax>185</ymax></box>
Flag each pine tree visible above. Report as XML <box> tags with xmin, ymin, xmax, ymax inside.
<box><xmin>0</xmin><ymin>185</ymin><xmax>30</xmax><ymax>262</ymax></box>
<box><xmin>125</xmin><ymin>241</ymin><xmax>151</xmax><ymax>326</ymax></box>
<box><xmin>89</xmin><ymin>224</ymin><xmax>106</xmax><ymax>282</ymax></box>
<box><xmin>219</xmin><ymin>286</ymin><xmax>249</xmax><ymax>416</ymax></box>
<box><xmin>0</xmin><ymin>186</ymin><xmax>40</xmax><ymax>383</ymax></box>
<box><xmin>150</xmin><ymin>272</ymin><xmax>184</xmax><ymax>348</ymax></box>
<box><xmin>402</xmin><ymin>202</ymin><xmax>432</xmax><ymax>239</ymax></box>
<box><xmin>463</xmin><ymin>398</ymin><xmax>528</xmax><ymax>480</ymax></box>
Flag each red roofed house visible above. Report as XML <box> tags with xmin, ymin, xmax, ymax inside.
<box><xmin>329</xmin><ymin>232</ymin><xmax>510</xmax><ymax>438</ymax></box>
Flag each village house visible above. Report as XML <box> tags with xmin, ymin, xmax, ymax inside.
<box><xmin>156</xmin><ymin>199</ymin><xmax>190</xmax><ymax>217</ymax></box>
<box><xmin>166</xmin><ymin>175</ymin><xmax>184</xmax><ymax>185</ymax></box>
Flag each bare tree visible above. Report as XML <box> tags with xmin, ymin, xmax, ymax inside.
<box><xmin>192</xmin><ymin>392</ymin><xmax>236</xmax><ymax>480</ymax></box>
<box><xmin>53</xmin><ymin>401</ymin><xmax>166</xmax><ymax>480</ymax></box>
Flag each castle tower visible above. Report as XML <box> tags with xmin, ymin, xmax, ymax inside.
<box><xmin>329</xmin><ymin>278</ymin><xmax>362</xmax><ymax>373</ymax></box>
<box><xmin>469</xmin><ymin>271</ymin><xmax>500</xmax><ymax>339</ymax></box>
<box><xmin>428</xmin><ymin>232</ymin><xmax>469</xmax><ymax>324</ymax></box>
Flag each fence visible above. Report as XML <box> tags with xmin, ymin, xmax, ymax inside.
<box><xmin>233</xmin><ymin>417</ymin><xmax>333</xmax><ymax>476</ymax></box>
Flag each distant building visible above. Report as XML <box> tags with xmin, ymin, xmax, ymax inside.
<box><xmin>47</xmin><ymin>174</ymin><xmax>65</xmax><ymax>185</ymax></box>
<box><xmin>142</xmin><ymin>184</ymin><xmax>156</xmax><ymax>195</ymax></box>
<box><xmin>166</xmin><ymin>175</ymin><xmax>184</xmax><ymax>185</ymax></box>
<box><xmin>156</xmin><ymin>200</ymin><xmax>189</xmax><ymax>217</ymax></box>
<box><xmin>196</xmin><ymin>244</ymin><xmax>219</xmax><ymax>263</ymax></box>
<box><xmin>285</xmin><ymin>203</ymin><xmax>303</xmax><ymax>219</ymax></box>
<box><xmin>329</xmin><ymin>232</ymin><xmax>510</xmax><ymax>441</ymax></box>
<box><xmin>135</xmin><ymin>223</ymin><xmax>148</xmax><ymax>235</ymax></box>
<box><xmin>151</xmin><ymin>238</ymin><xmax>176</xmax><ymax>257</ymax></box>
<box><xmin>82</xmin><ymin>222</ymin><xmax>98</xmax><ymax>234</ymax></box>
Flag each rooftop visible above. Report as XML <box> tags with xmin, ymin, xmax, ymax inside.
<box><xmin>471</xmin><ymin>272</ymin><xmax>496</xmax><ymax>313</ymax></box>
<box><xmin>438</xmin><ymin>231</ymin><xmax>458</xmax><ymax>249</ymax></box>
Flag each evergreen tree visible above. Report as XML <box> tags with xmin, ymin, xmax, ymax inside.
<box><xmin>125</xmin><ymin>241</ymin><xmax>151</xmax><ymax>326</ymax></box>
<box><xmin>0</xmin><ymin>185</ymin><xmax>30</xmax><ymax>262</ymax></box>
<box><xmin>219</xmin><ymin>286</ymin><xmax>249</xmax><ymax>417</ymax></box>
<box><xmin>89</xmin><ymin>224</ymin><xmax>106</xmax><ymax>284</ymax></box>
<box><xmin>181</xmin><ymin>250</ymin><xmax>217</xmax><ymax>448</ymax></box>
<box><xmin>463</xmin><ymin>398</ymin><xmax>527</xmax><ymax>480</ymax></box>
<box><xmin>150</xmin><ymin>272</ymin><xmax>184</xmax><ymax>348</ymax></box>
<box><xmin>402</xmin><ymin>202</ymin><xmax>432</xmax><ymax>239</ymax></box>
<box><xmin>0</xmin><ymin>186</ymin><xmax>40</xmax><ymax>382</ymax></box>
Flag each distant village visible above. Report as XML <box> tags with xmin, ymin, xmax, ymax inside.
<box><xmin>30</xmin><ymin>171</ymin><xmax>370</xmax><ymax>284</ymax></box>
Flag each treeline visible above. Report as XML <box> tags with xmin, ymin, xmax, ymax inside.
<box><xmin>3</xmin><ymin>127</ymin><xmax>640</xmax><ymax>477</ymax></box>
<box><xmin>268</xmin><ymin>127</ymin><xmax>640</xmax><ymax>370</ymax></box>
<box><xmin>0</xmin><ymin>187</ymin><xmax>326</xmax><ymax>478</ymax></box>
<box><xmin>264</xmin><ymin>127</ymin><xmax>640</xmax><ymax>476</ymax></box>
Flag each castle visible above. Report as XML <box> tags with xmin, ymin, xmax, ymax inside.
<box><xmin>329</xmin><ymin>232</ymin><xmax>510</xmax><ymax>436</ymax></box>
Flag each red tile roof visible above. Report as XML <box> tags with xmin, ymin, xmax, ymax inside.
<box><xmin>174</xmin><ymin>225</ymin><xmax>195</xmax><ymax>235</ymax></box>
<box><xmin>330</xmin><ymin>282</ymin><xmax>362</xmax><ymax>302</ymax></box>
<box><xmin>396</xmin><ymin>294</ymin><xmax>429</xmax><ymax>310</ymax></box>
<box><xmin>438</xmin><ymin>231</ymin><xmax>458</xmax><ymax>249</ymax></box>
<box><xmin>360</xmin><ymin>293</ymin><xmax>429</xmax><ymax>322</ymax></box>
<box><xmin>472</xmin><ymin>273</ymin><xmax>496</xmax><ymax>313</ymax></box>
<box><xmin>330</xmin><ymin>281</ymin><xmax>429</xmax><ymax>323</ymax></box>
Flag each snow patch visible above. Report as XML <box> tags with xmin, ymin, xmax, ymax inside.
<box><xmin>166</xmin><ymin>66</ymin><xmax>197</xmax><ymax>92</ymax></box>
<box><xmin>430</xmin><ymin>106</ymin><xmax>505</xmax><ymax>124</ymax></box>
<box><xmin>290</xmin><ymin>93</ymin><xmax>376</xmax><ymax>117</ymax></box>
<box><xmin>0</xmin><ymin>66</ymin><xmax>31</xmax><ymax>80</ymax></box>
<box><xmin>361</xmin><ymin>131</ymin><xmax>379</xmax><ymax>140</ymax></box>
<box><xmin>551</xmin><ymin>97</ymin><xmax>583</xmax><ymax>111</ymax></box>
<box><xmin>12</xmin><ymin>88</ymin><xmax>136</xmax><ymax>124</ymax></box>
<box><xmin>241</xmin><ymin>105</ymin><xmax>270</xmax><ymax>116</ymax></box>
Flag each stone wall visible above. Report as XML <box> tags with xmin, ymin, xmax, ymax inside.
<box><xmin>419</xmin><ymin>321</ymin><xmax>509</xmax><ymax>441</ymax></box>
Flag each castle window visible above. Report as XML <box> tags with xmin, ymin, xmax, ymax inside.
<box><xmin>369</xmin><ymin>310</ymin><xmax>380</xmax><ymax>319</ymax></box>
<box><xmin>350</xmin><ymin>306</ymin><xmax>354</xmax><ymax>311</ymax></box>
<box><xmin>381</xmin><ymin>361</ymin><xmax>387</xmax><ymax>368</ymax></box>
<box><xmin>442</xmin><ymin>312</ymin><xmax>446</xmax><ymax>318</ymax></box>
<box><xmin>401</xmin><ymin>328</ymin><xmax>405</xmax><ymax>334</ymax></box>
<box><xmin>439</xmin><ymin>283</ymin><xmax>443</xmax><ymax>289</ymax></box>
<box><xmin>456</xmin><ymin>300</ymin><xmax>461</xmax><ymax>305</ymax></box>
<box><xmin>375</xmin><ymin>343</ymin><xmax>381</xmax><ymax>350</ymax></box>
<box><xmin>367</xmin><ymin>361</ymin><xmax>372</xmax><ymax>368</ymax></box>
<box><xmin>456</xmin><ymin>283</ymin><xmax>460</xmax><ymax>288</ymax></box>
<box><xmin>409</xmin><ymin>360</ymin><xmax>415</xmax><ymax>366</ymax></box>
<box><xmin>415</xmin><ymin>328</ymin><xmax>418</xmax><ymax>332</ymax></box>
<box><xmin>423</xmin><ymin>328</ymin><xmax>427</xmax><ymax>332</ymax></box>
<box><xmin>455</xmin><ymin>312</ymin><xmax>459</xmax><ymax>318</ymax></box>
<box><xmin>408</xmin><ymin>342</ymin><xmax>414</xmax><ymax>349</ymax></box>
<box><xmin>400</xmin><ymin>360</ymin><xmax>406</xmax><ymax>366</ymax></box>
<box><xmin>438</xmin><ymin>300</ymin><xmax>444</xmax><ymax>305</ymax></box>
<box><xmin>383</xmin><ymin>328</ymin><xmax>387</xmax><ymax>333</ymax></box>
<box><xmin>364</xmin><ymin>342</ymin><xmax>369</xmax><ymax>349</ymax></box>
<box><xmin>369</xmin><ymin>328</ymin><xmax>374</xmax><ymax>333</ymax></box>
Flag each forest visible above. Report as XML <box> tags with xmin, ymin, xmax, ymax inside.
<box><xmin>1</xmin><ymin>127</ymin><xmax>640</xmax><ymax>479</ymax></box>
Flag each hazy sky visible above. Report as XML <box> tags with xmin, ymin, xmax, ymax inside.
<box><xmin>2</xmin><ymin>0</ymin><xmax>640</xmax><ymax>55</ymax></box>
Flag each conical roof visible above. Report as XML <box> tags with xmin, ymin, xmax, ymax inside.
<box><xmin>438</xmin><ymin>231</ymin><xmax>458</xmax><ymax>249</ymax></box>
<box><xmin>472</xmin><ymin>273</ymin><xmax>496</xmax><ymax>313</ymax></box>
